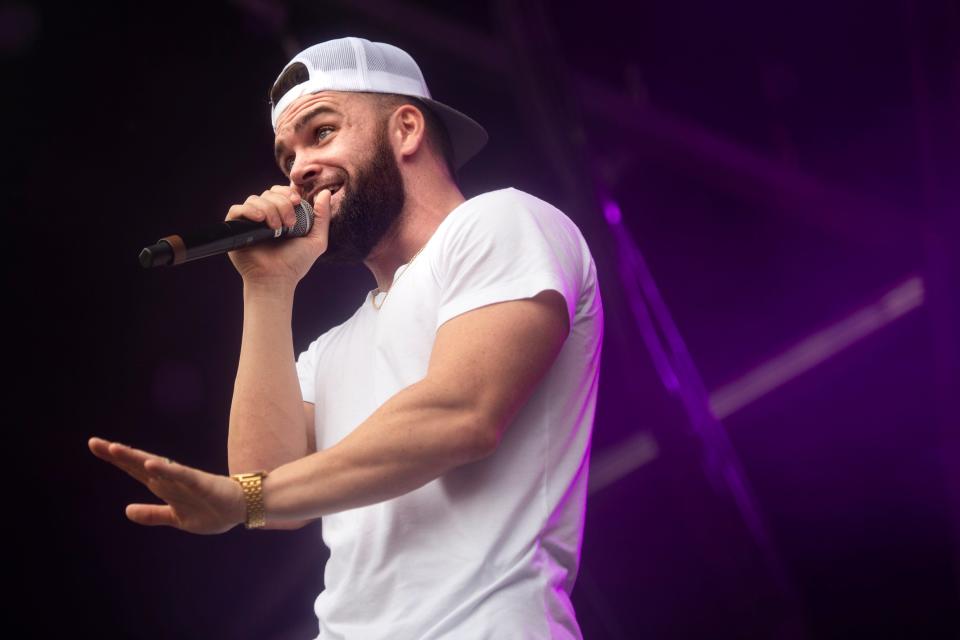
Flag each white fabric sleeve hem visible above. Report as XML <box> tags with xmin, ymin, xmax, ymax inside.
<box><xmin>436</xmin><ymin>272</ymin><xmax>576</xmax><ymax>334</ymax></box>
<box><xmin>295</xmin><ymin>339</ymin><xmax>320</xmax><ymax>405</ymax></box>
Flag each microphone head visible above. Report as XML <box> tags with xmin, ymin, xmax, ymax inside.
<box><xmin>286</xmin><ymin>199</ymin><xmax>315</xmax><ymax>237</ymax></box>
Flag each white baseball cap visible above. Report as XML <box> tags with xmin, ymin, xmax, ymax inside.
<box><xmin>269</xmin><ymin>37</ymin><xmax>489</xmax><ymax>170</ymax></box>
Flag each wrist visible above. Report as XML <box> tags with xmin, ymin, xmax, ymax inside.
<box><xmin>228</xmin><ymin>477</ymin><xmax>248</xmax><ymax>529</ymax></box>
<box><xmin>243</xmin><ymin>278</ymin><xmax>297</xmax><ymax>302</ymax></box>
<box><xmin>230</xmin><ymin>470</ymin><xmax>270</xmax><ymax>529</ymax></box>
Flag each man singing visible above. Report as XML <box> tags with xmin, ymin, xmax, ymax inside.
<box><xmin>90</xmin><ymin>36</ymin><xmax>604</xmax><ymax>639</ymax></box>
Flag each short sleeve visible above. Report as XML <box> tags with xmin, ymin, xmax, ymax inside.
<box><xmin>295</xmin><ymin>336</ymin><xmax>322</xmax><ymax>404</ymax></box>
<box><xmin>433</xmin><ymin>190</ymin><xmax>582</xmax><ymax>333</ymax></box>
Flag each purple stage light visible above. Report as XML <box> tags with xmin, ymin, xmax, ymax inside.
<box><xmin>603</xmin><ymin>199</ymin><xmax>622</xmax><ymax>225</ymax></box>
<box><xmin>709</xmin><ymin>275</ymin><xmax>926</xmax><ymax>420</ymax></box>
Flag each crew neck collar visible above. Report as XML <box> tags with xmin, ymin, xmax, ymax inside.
<box><xmin>362</xmin><ymin>190</ymin><xmax>501</xmax><ymax>307</ymax></box>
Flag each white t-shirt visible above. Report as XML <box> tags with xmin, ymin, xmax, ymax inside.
<box><xmin>296</xmin><ymin>187</ymin><xmax>604</xmax><ymax>639</ymax></box>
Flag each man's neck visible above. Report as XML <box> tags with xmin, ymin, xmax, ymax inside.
<box><xmin>364</xmin><ymin>184</ymin><xmax>466</xmax><ymax>293</ymax></box>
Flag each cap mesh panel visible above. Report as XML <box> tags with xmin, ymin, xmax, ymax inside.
<box><xmin>363</xmin><ymin>41</ymin><xmax>423</xmax><ymax>83</ymax></box>
<box><xmin>303</xmin><ymin>40</ymin><xmax>357</xmax><ymax>72</ymax></box>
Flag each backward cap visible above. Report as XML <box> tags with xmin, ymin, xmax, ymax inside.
<box><xmin>269</xmin><ymin>37</ymin><xmax>488</xmax><ymax>171</ymax></box>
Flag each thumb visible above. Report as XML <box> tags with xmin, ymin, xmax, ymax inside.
<box><xmin>308</xmin><ymin>189</ymin><xmax>332</xmax><ymax>243</ymax></box>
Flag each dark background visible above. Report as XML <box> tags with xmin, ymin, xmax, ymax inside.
<box><xmin>9</xmin><ymin>1</ymin><xmax>959</xmax><ymax>637</ymax></box>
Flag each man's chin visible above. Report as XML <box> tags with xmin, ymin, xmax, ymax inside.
<box><xmin>315</xmin><ymin>220</ymin><xmax>367</xmax><ymax>265</ymax></box>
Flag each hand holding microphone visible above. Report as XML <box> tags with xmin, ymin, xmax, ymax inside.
<box><xmin>139</xmin><ymin>186</ymin><xmax>333</xmax><ymax>286</ymax></box>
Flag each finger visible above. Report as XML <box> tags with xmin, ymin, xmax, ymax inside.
<box><xmin>89</xmin><ymin>437</ymin><xmax>153</xmax><ymax>485</ymax></box>
<box><xmin>244</xmin><ymin>195</ymin><xmax>281</xmax><ymax>230</ymax></box>
<box><xmin>313</xmin><ymin>187</ymin><xmax>331</xmax><ymax>212</ymax></box>
<box><xmin>255</xmin><ymin>192</ymin><xmax>292</xmax><ymax>230</ymax></box>
<box><xmin>125</xmin><ymin>503</ymin><xmax>178</xmax><ymax>528</ymax></box>
<box><xmin>310</xmin><ymin>189</ymin><xmax>332</xmax><ymax>238</ymax></box>
<box><xmin>143</xmin><ymin>457</ymin><xmax>204</xmax><ymax>491</ymax></box>
<box><xmin>311</xmin><ymin>189</ymin><xmax>332</xmax><ymax>228</ymax></box>
<box><xmin>270</xmin><ymin>184</ymin><xmax>300</xmax><ymax>203</ymax></box>
<box><xmin>279</xmin><ymin>186</ymin><xmax>303</xmax><ymax>217</ymax></box>
<box><xmin>225</xmin><ymin>203</ymin><xmax>266</xmax><ymax>224</ymax></box>
<box><xmin>226</xmin><ymin>200</ymin><xmax>272</xmax><ymax>226</ymax></box>
<box><xmin>105</xmin><ymin>441</ymin><xmax>185</xmax><ymax>490</ymax></box>
<box><xmin>260</xmin><ymin>190</ymin><xmax>297</xmax><ymax>229</ymax></box>
<box><xmin>89</xmin><ymin>436</ymin><xmax>116</xmax><ymax>459</ymax></box>
<box><xmin>107</xmin><ymin>441</ymin><xmax>168</xmax><ymax>469</ymax></box>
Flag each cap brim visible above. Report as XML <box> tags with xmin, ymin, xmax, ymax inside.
<box><xmin>421</xmin><ymin>98</ymin><xmax>489</xmax><ymax>171</ymax></box>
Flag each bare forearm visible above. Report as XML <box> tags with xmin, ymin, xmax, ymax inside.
<box><xmin>228</xmin><ymin>280</ymin><xmax>307</xmax><ymax>475</ymax></box>
<box><xmin>260</xmin><ymin>378</ymin><xmax>492</xmax><ymax>524</ymax></box>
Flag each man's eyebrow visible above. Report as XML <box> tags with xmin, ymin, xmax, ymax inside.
<box><xmin>274</xmin><ymin>105</ymin><xmax>342</xmax><ymax>165</ymax></box>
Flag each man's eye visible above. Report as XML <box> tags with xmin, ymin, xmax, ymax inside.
<box><xmin>282</xmin><ymin>127</ymin><xmax>333</xmax><ymax>174</ymax></box>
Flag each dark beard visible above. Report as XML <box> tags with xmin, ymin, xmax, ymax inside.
<box><xmin>315</xmin><ymin>122</ymin><xmax>406</xmax><ymax>265</ymax></box>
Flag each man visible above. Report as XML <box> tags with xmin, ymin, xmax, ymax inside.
<box><xmin>89</xmin><ymin>37</ymin><xmax>604</xmax><ymax>638</ymax></box>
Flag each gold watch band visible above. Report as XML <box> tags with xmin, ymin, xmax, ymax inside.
<box><xmin>231</xmin><ymin>471</ymin><xmax>269</xmax><ymax>529</ymax></box>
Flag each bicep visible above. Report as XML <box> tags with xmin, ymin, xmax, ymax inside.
<box><xmin>304</xmin><ymin>401</ymin><xmax>316</xmax><ymax>454</ymax></box>
<box><xmin>426</xmin><ymin>288</ymin><xmax>570</xmax><ymax>454</ymax></box>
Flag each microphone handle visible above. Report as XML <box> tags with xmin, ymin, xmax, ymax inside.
<box><xmin>180</xmin><ymin>218</ymin><xmax>283</xmax><ymax>263</ymax></box>
<box><xmin>139</xmin><ymin>198</ymin><xmax>315</xmax><ymax>268</ymax></box>
<box><xmin>140</xmin><ymin>219</ymin><xmax>281</xmax><ymax>267</ymax></box>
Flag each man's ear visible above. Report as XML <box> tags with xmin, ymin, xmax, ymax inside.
<box><xmin>391</xmin><ymin>103</ymin><xmax>427</xmax><ymax>160</ymax></box>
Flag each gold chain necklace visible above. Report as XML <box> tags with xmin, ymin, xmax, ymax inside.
<box><xmin>371</xmin><ymin>244</ymin><xmax>427</xmax><ymax>310</ymax></box>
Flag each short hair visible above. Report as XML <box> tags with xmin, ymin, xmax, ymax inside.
<box><xmin>367</xmin><ymin>93</ymin><xmax>457</xmax><ymax>181</ymax></box>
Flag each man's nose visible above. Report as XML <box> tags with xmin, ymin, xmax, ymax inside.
<box><xmin>290</xmin><ymin>154</ymin><xmax>321</xmax><ymax>186</ymax></box>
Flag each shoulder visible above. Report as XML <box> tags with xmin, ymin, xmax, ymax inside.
<box><xmin>439</xmin><ymin>187</ymin><xmax>579</xmax><ymax>241</ymax></box>
<box><xmin>452</xmin><ymin>186</ymin><xmax>565</xmax><ymax>218</ymax></box>
<box><xmin>429</xmin><ymin>186</ymin><xmax>590</xmax><ymax>298</ymax></box>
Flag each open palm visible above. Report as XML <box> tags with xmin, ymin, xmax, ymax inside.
<box><xmin>88</xmin><ymin>437</ymin><xmax>245</xmax><ymax>535</ymax></box>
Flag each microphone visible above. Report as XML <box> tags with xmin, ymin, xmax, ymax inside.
<box><xmin>139</xmin><ymin>200</ymin><xmax>315</xmax><ymax>268</ymax></box>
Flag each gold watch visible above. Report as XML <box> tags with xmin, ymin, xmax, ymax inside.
<box><xmin>231</xmin><ymin>471</ymin><xmax>269</xmax><ymax>529</ymax></box>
